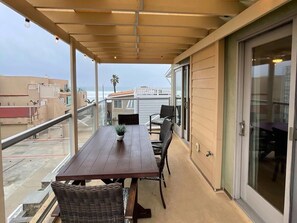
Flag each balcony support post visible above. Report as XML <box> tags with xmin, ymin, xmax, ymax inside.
<box><xmin>0</xmin><ymin>124</ymin><xmax>6</xmax><ymax>222</ymax></box>
<box><xmin>94</xmin><ymin>62</ymin><xmax>99</xmax><ymax>130</ymax></box>
<box><xmin>70</xmin><ymin>37</ymin><xmax>78</xmax><ymax>154</ymax></box>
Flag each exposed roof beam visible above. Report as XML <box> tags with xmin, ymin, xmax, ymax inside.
<box><xmin>59</xmin><ymin>25</ymin><xmax>135</xmax><ymax>35</ymax></box>
<box><xmin>42</xmin><ymin>11</ymin><xmax>135</xmax><ymax>25</ymax></box>
<box><xmin>28</xmin><ymin>0</ymin><xmax>244</xmax><ymax>16</ymax></box>
<box><xmin>99</xmin><ymin>58</ymin><xmax>173</xmax><ymax>64</ymax></box>
<box><xmin>139</xmin><ymin>14</ymin><xmax>223</xmax><ymax>29</ymax></box>
<box><xmin>74</xmin><ymin>35</ymin><xmax>197</xmax><ymax>45</ymax></box>
<box><xmin>82</xmin><ymin>42</ymin><xmax>190</xmax><ymax>49</ymax></box>
<box><xmin>73</xmin><ymin>35</ymin><xmax>137</xmax><ymax>43</ymax></box>
<box><xmin>91</xmin><ymin>48</ymin><xmax>183</xmax><ymax>54</ymax></box>
<box><xmin>137</xmin><ymin>26</ymin><xmax>208</xmax><ymax>38</ymax></box>
<box><xmin>63</xmin><ymin>25</ymin><xmax>208</xmax><ymax>38</ymax></box>
<box><xmin>140</xmin><ymin>36</ymin><xmax>198</xmax><ymax>45</ymax></box>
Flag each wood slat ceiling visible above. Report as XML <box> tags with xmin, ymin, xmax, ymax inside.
<box><xmin>20</xmin><ymin>0</ymin><xmax>258</xmax><ymax>63</ymax></box>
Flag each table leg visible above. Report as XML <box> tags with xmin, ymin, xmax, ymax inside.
<box><xmin>135</xmin><ymin>203</ymin><xmax>152</xmax><ymax>219</ymax></box>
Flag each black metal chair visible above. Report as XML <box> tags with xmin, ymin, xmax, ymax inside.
<box><xmin>272</xmin><ymin>127</ymin><xmax>287</xmax><ymax>181</ymax></box>
<box><xmin>51</xmin><ymin>179</ymin><xmax>137</xmax><ymax>223</ymax></box>
<box><xmin>149</xmin><ymin>105</ymin><xmax>174</xmax><ymax>133</ymax></box>
<box><xmin>118</xmin><ymin>114</ymin><xmax>139</xmax><ymax>125</ymax></box>
<box><xmin>142</xmin><ymin>131</ymin><xmax>172</xmax><ymax>209</ymax></box>
<box><xmin>151</xmin><ymin>119</ymin><xmax>173</xmax><ymax>174</ymax></box>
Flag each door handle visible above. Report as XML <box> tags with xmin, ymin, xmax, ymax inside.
<box><xmin>239</xmin><ymin>121</ymin><xmax>245</xmax><ymax>136</ymax></box>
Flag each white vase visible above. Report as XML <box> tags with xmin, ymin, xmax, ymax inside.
<box><xmin>116</xmin><ymin>134</ymin><xmax>124</xmax><ymax>141</ymax></box>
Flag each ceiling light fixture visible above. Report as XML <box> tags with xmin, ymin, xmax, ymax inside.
<box><xmin>24</xmin><ymin>18</ymin><xmax>30</xmax><ymax>28</ymax></box>
<box><xmin>114</xmin><ymin>56</ymin><xmax>117</xmax><ymax>59</ymax></box>
<box><xmin>272</xmin><ymin>58</ymin><xmax>283</xmax><ymax>63</ymax></box>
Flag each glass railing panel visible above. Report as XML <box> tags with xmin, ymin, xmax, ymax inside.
<box><xmin>77</xmin><ymin>105</ymin><xmax>95</xmax><ymax>148</ymax></box>
<box><xmin>138</xmin><ymin>98</ymin><xmax>171</xmax><ymax>125</ymax></box>
<box><xmin>106</xmin><ymin>97</ymin><xmax>171</xmax><ymax>125</ymax></box>
<box><xmin>98</xmin><ymin>100</ymin><xmax>107</xmax><ymax>127</ymax></box>
<box><xmin>3</xmin><ymin>119</ymin><xmax>71</xmax><ymax>221</ymax></box>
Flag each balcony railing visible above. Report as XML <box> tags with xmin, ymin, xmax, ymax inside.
<box><xmin>1</xmin><ymin>97</ymin><xmax>170</xmax><ymax>222</ymax></box>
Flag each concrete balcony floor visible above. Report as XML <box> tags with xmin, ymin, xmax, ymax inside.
<box><xmin>48</xmin><ymin>134</ymin><xmax>251</xmax><ymax>223</ymax></box>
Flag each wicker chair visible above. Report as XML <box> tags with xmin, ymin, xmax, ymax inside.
<box><xmin>151</xmin><ymin>119</ymin><xmax>173</xmax><ymax>174</ymax></box>
<box><xmin>149</xmin><ymin>105</ymin><xmax>174</xmax><ymax>134</ymax></box>
<box><xmin>51</xmin><ymin>179</ymin><xmax>137</xmax><ymax>223</ymax></box>
<box><xmin>118</xmin><ymin>114</ymin><xmax>139</xmax><ymax>125</ymax></box>
<box><xmin>142</xmin><ymin>131</ymin><xmax>172</xmax><ymax>209</ymax></box>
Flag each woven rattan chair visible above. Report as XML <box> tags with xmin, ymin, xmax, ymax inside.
<box><xmin>149</xmin><ymin>105</ymin><xmax>174</xmax><ymax>134</ymax></box>
<box><xmin>143</xmin><ymin>131</ymin><xmax>172</xmax><ymax>209</ymax></box>
<box><xmin>51</xmin><ymin>179</ymin><xmax>137</xmax><ymax>223</ymax></box>
<box><xmin>151</xmin><ymin>119</ymin><xmax>173</xmax><ymax>174</ymax></box>
<box><xmin>118</xmin><ymin>114</ymin><xmax>139</xmax><ymax>125</ymax></box>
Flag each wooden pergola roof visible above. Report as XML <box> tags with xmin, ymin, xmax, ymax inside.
<box><xmin>1</xmin><ymin>0</ymin><xmax>290</xmax><ymax>64</ymax></box>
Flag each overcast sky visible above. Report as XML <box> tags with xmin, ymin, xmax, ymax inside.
<box><xmin>0</xmin><ymin>3</ymin><xmax>171</xmax><ymax>91</ymax></box>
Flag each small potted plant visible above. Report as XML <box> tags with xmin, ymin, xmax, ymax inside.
<box><xmin>115</xmin><ymin>124</ymin><xmax>126</xmax><ymax>141</ymax></box>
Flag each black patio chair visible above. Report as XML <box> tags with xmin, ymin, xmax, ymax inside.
<box><xmin>142</xmin><ymin>131</ymin><xmax>172</xmax><ymax>209</ymax></box>
<box><xmin>151</xmin><ymin>119</ymin><xmax>173</xmax><ymax>175</ymax></box>
<box><xmin>51</xmin><ymin>179</ymin><xmax>138</xmax><ymax>223</ymax></box>
<box><xmin>118</xmin><ymin>114</ymin><xmax>139</xmax><ymax>125</ymax></box>
<box><xmin>149</xmin><ymin>105</ymin><xmax>174</xmax><ymax>134</ymax></box>
<box><xmin>272</xmin><ymin>127</ymin><xmax>287</xmax><ymax>181</ymax></box>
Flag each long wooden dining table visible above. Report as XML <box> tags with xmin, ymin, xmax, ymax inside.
<box><xmin>55</xmin><ymin>125</ymin><xmax>159</xmax><ymax>219</ymax></box>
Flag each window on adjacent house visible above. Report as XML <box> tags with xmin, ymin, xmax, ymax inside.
<box><xmin>126</xmin><ymin>100</ymin><xmax>134</xmax><ymax>109</ymax></box>
<box><xmin>114</xmin><ymin>100</ymin><xmax>122</xmax><ymax>108</ymax></box>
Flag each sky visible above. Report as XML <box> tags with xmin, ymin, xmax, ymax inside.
<box><xmin>0</xmin><ymin>3</ymin><xmax>171</xmax><ymax>91</ymax></box>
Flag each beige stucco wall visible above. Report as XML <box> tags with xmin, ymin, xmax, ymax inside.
<box><xmin>223</xmin><ymin>0</ymin><xmax>297</xmax><ymax>195</ymax></box>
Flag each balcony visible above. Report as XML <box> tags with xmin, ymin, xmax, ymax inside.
<box><xmin>1</xmin><ymin>1</ymin><xmax>296</xmax><ymax>222</ymax></box>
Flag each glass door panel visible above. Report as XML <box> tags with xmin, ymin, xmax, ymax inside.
<box><xmin>248</xmin><ymin>36</ymin><xmax>291</xmax><ymax>213</ymax></box>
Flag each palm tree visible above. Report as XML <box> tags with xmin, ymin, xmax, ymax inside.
<box><xmin>110</xmin><ymin>74</ymin><xmax>119</xmax><ymax>93</ymax></box>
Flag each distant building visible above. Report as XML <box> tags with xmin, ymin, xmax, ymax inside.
<box><xmin>0</xmin><ymin>76</ymin><xmax>87</xmax><ymax>139</ymax></box>
<box><xmin>107</xmin><ymin>86</ymin><xmax>171</xmax><ymax>125</ymax></box>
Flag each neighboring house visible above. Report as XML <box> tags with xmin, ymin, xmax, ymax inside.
<box><xmin>107</xmin><ymin>86</ymin><xmax>171</xmax><ymax>125</ymax></box>
<box><xmin>0</xmin><ymin>76</ymin><xmax>87</xmax><ymax>139</ymax></box>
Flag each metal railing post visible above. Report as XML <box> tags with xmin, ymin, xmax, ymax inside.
<box><xmin>0</xmin><ymin>124</ymin><xmax>6</xmax><ymax>222</ymax></box>
<box><xmin>70</xmin><ymin>37</ymin><xmax>78</xmax><ymax>154</ymax></box>
<box><xmin>94</xmin><ymin>62</ymin><xmax>99</xmax><ymax>131</ymax></box>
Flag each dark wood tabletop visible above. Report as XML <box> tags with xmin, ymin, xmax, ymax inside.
<box><xmin>56</xmin><ymin>125</ymin><xmax>159</xmax><ymax>181</ymax></box>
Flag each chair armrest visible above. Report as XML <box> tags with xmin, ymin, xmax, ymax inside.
<box><xmin>125</xmin><ymin>178</ymin><xmax>138</xmax><ymax>220</ymax></box>
<box><xmin>149</xmin><ymin>113</ymin><xmax>160</xmax><ymax>118</ymax></box>
<box><xmin>151</xmin><ymin>139</ymin><xmax>162</xmax><ymax>144</ymax></box>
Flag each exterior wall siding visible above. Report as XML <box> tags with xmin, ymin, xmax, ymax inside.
<box><xmin>190</xmin><ymin>40</ymin><xmax>224</xmax><ymax>190</ymax></box>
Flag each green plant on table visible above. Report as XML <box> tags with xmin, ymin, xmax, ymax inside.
<box><xmin>115</xmin><ymin>124</ymin><xmax>126</xmax><ymax>136</ymax></box>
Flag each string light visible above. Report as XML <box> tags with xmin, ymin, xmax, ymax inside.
<box><xmin>24</xmin><ymin>18</ymin><xmax>30</xmax><ymax>28</ymax></box>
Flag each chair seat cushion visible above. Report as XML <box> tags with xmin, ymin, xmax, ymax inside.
<box><xmin>151</xmin><ymin>118</ymin><xmax>165</xmax><ymax>125</ymax></box>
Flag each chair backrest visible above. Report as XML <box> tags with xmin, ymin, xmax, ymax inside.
<box><xmin>159</xmin><ymin>131</ymin><xmax>173</xmax><ymax>173</ymax></box>
<box><xmin>118</xmin><ymin>114</ymin><xmax>139</xmax><ymax>125</ymax></box>
<box><xmin>160</xmin><ymin>119</ymin><xmax>173</xmax><ymax>141</ymax></box>
<box><xmin>160</xmin><ymin>105</ymin><xmax>174</xmax><ymax>119</ymax></box>
<box><xmin>51</xmin><ymin>181</ymin><xmax>124</xmax><ymax>223</ymax></box>
<box><xmin>272</xmin><ymin>127</ymin><xmax>288</xmax><ymax>156</ymax></box>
